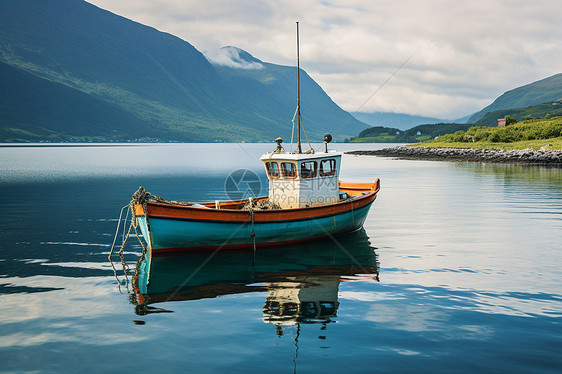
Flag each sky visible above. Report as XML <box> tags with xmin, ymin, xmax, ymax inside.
<box><xmin>88</xmin><ymin>0</ymin><xmax>561</xmax><ymax>120</ymax></box>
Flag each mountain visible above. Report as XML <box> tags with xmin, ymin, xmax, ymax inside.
<box><xmin>0</xmin><ymin>61</ymin><xmax>158</xmax><ymax>141</ymax></box>
<box><xmin>352</xmin><ymin>111</ymin><xmax>446</xmax><ymax>131</ymax></box>
<box><xmin>474</xmin><ymin>100</ymin><xmax>562</xmax><ymax>127</ymax></box>
<box><xmin>0</xmin><ymin>0</ymin><xmax>367</xmax><ymax>142</ymax></box>
<box><xmin>213</xmin><ymin>46</ymin><xmax>366</xmax><ymax>140</ymax></box>
<box><xmin>467</xmin><ymin>73</ymin><xmax>562</xmax><ymax>124</ymax></box>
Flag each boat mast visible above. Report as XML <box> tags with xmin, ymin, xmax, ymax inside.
<box><xmin>296</xmin><ymin>21</ymin><xmax>302</xmax><ymax>154</ymax></box>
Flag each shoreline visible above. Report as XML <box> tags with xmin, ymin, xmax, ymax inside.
<box><xmin>346</xmin><ymin>146</ymin><xmax>562</xmax><ymax>165</ymax></box>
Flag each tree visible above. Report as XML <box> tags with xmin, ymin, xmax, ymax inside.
<box><xmin>505</xmin><ymin>115</ymin><xmax>517</xmax><ymax>126</ymax></box>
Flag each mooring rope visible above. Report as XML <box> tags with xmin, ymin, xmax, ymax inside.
<box><xmin>250</xmin><ymin>205</ymin><xmax>256</xmax><ymax>253</ymax></box>
<box><xmin>122</xmin><ymin>203</ymin><xmax>130</xmax><ymax>243</ymax></box>
<box><xmin>108</xmin><ymin>204</ymin><xmax>129</xmax><ymax>261</ymax></box>
<box><xmin>109</xmin><ymin>187</ymin><xmax>152</xmax><ymax>295</ymax></box>
<box><xmin>108</xmin><ymin>187</ymin><xmax>155</xmax><ymax>310</ymax></box>
<box><xmin>247</xmin><ymin>199</ymin><xmax>258</xmax><ymax>266</ymax></box>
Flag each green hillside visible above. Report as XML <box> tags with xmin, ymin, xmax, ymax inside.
<box><xmin>0</xmin><ymin>0</ymin><xmax>366</xmax><ymax>142</ymax></box>
<box><xmin>474</xmin><ymin>100</ymin><xmax>562</xmax><ymax>126</ymax></box>
<box><xmin>0</xmin><ymin>62</ymin><xmax>161</xmax><ymax>142</ymax></box>
<box><xmin>348</xmin><ymin>123</ymin><xmax>472</xmax><ymax>143</ymax></box>
<box><xmin>468</xmin><ymin>74</ymin><xmax>562</xmax><ymax>123</ymax></box>
<box><xmin>421</xmin><ymin>117</ymin><xmax>562</xmax><ymax>150</ymax></box>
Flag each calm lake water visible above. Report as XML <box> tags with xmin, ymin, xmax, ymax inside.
<box><xmin>1</xmin><ymin>143</ymin><xmax>561</xmax><ymax>373</ymax></box>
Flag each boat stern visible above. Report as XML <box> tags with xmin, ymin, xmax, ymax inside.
<box><xmin>339</xmin><ymin>178</ymin><xmax>380</xmax><ymax>196</ymax></box>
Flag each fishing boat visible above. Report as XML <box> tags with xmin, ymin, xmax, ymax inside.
<box><xmin>130</xmin><ymin>23</ymin><xmax>380</xmax><ymax>254</ymax></box>
<box><xmin>132</xmin><ymin>169</ymin><xmax>379</xmax><ymax>253</ymax></box>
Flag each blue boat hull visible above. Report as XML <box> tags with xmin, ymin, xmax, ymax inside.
<box><xmin>133</xmin><ymin>179</ymin><xmax>380</xmax><ymax>253</ymax></box>
<box><xmin>137</xmin><ymin>200</ymin><xmax>374</xmax><ymax>253</ymax></box>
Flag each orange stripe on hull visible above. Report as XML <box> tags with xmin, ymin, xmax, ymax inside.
<box><xmin>137</xmin><ymin>191</ymin><xmax>376</xmax><ymax>223</ymax></box>
<box><xmin>134</xmin><ymin>179</ymin><xmax>380</xmax><ymax>223</ymax></box>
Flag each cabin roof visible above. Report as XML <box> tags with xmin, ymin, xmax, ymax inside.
<box><xmin>260</xmin><ymin>150</ymin><xmax>342</xmax><ymax>162</ymax></box>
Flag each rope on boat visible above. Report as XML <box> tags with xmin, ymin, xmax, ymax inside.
<box><xmin>299</xmin><ymin>114</ymin><xmax>313</xmax><ymax>153</ymax></box>
<box><xmin>290</xmin><ymin>106</ymin><xmax>298</xmax><ymax>153</ymax></box>
<box><xmin>242</xmin><ymin>199</ymin><xmax>281</xmax><ymax>211</ymax></box>
<box><xmin>108</xmin><ymin>204</ymin><xmax>129</xmax><ymax>261</ymax></box>
<box><xmin>290</xmin><ymin>105</ymin><xmax>313</xmax><ymax>153</ymax></box>
<box><xmin>131</xmin><ymin>186</ymin><xmax>151</xmax><ymax>232</ymax></box>
<box><xmin>248</xmin><ymin>197</ymin><xmax>256</xmax><ymax>238</ymax></box>
<box><xmin>111</xmin><ymin>187</ymin><xmax>271</xmax><ymax>278</ymax></box>
<box><xmin>109</xmin><ymin>187</ymin><xmax>151</xmax><ymax>260</ymax></box>
<box><xmin>247</xmin><ymin>197</ymin><xmax>257</xmax><ymax>254</ymax></box>
<box><xmin>248</xmin><ymin>199</ymin><xmax>257</xmax><ymax>260</ymax></box>
<box><xmin>108</xmin><ymin>187</ymin><xmax>152</xmax><ymax>306</ymax></box>
<box><xmin>108</xmin><ymin>203</ymin><xmax>134</xmax><ymax>295</ymax></box>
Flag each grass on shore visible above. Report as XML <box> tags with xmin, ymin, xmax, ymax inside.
<box><xmin>412</xmin><ymin>117</ymin><xmax>562</xmax><ymax>150</ymax></box>
<box><xmin>412</xmin><ymin>137</ymin><xmax>562</xmax><ymax>150</ymax></box>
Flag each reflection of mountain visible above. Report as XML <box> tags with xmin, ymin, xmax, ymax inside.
<box><xmin>124</xmin><ymin>230</ymin><xmax>379</xmax><ymax>328</ymax></box>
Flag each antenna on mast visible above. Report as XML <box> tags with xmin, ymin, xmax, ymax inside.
<box><xmin>296</xmin><ymin>21</ymin><xmax>302</xmax><ymax>154</ymax></box>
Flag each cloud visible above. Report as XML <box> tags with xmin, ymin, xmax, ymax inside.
<box><xmin>204</xmin><ymin>47</ymin><xmax>265</xmax><ymax>70</ymax></box>
<box><xmin>88</xmin><ymin>0</ymin><xmax>562</xmax><ymax>119</ymax></box>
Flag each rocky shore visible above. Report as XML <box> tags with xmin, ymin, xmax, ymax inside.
<box><xmin>347</xmin><ymin>146</ymin><xmax>562</xmax><ymax>165</ymax></box>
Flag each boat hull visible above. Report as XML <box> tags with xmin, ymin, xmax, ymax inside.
<box><xmin>135</xmin><ymin>180</ymin><xmax>379</xmax><ymax>253</ymax></box>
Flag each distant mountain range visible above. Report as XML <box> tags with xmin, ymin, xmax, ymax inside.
<box><xmin>0</xmin><ymin>0</ymin><xmax>367</xmax><ymax>142</ymax></box>
<box><xmin>352</xmin><ymin>73</ymin><xmax>562</xmax><ymax>141</ymax></box>
<box><xmin>354</xmin><ymin>73</ymin><xmax>562</xmax><ymax>132</ymax></box>
<box><xmin>467</xmin><ymin>73</ymin><xmax>562</xmax><ymax>124</ymax></box>
<box><xmin>352</xmin><ymin>112</ymin><xmax>447</xmax><ymax>131</ymax></box>
<box><xmin>2</xmin><ymin>1</ymin><xmax>560</xmax><ymax>143</ymax></box>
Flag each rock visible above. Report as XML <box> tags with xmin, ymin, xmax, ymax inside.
<box><xmin>346</xmin><ymin>146</ymin><xmax>562</xmax><ymax>166</ymax></box>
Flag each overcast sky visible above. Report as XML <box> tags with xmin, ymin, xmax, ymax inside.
<box><xmin>88</xmin><ymin>0</ymin><xmax>561</xmax><ymax>120</ymax></box>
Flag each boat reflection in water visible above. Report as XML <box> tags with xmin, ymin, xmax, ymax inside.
<box><xmin>120</xmin><ymin>229</ymin><xmax>379</xmax><ymax>333</ymax></box>
<box><xmin>263</xmin><ymin>275</ymin><xmax>342</xmax><ymax>336</ymax></box>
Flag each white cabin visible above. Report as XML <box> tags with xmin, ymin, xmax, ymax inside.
<box><xmin>260</xmin><ymin>149</ymin><xmax>342</xmax><ymax>209</ymax></box>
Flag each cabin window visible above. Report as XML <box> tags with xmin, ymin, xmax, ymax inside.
<box><xmin>319</xmin><ymin>159</ymin><xmax>336</xmax><ymax>177</ymax></box>
<box><xmin>281</xmin><ymin>162</ymin><xmax>297</xmax><ymax>179</ymax></box>
<box><xmin>300</xmin><ymin>161</ymin><xmax>317</xmax><ymax>178</ymax></box>
<box><xmin>265</xmin><ymin>162</ymin><xmax>279</xmax><ymax>178</ymax></box>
